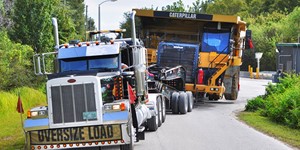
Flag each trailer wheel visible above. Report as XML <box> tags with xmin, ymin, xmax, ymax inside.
<box><xmin>171</xmin><ymin>92</ymin><xmax>179</xmax><ymax>114</ymax></box>
<box><xmin>186</xmin><ymin>91</ymin><xmax>193</xmax><ymax>112</ymax></box>
<box><xmin>179</xmin><ymin>92</ymin><xmax>188</xmax><ymax>114</ymax></box>
<box><xmin>161</xmin><ymin>96</ymin><xmax>166</xmax><ymax>123</ymax></box>
<box><xmin>224</xmin><ymin>73</ymin><xmax>239</xmax><ymax>100</ymax></box>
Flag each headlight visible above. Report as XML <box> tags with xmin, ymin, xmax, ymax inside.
<box><xmin>27</xmin><ymin>106</ymin><xmax>48</xmax><ymax>119</ymax></box>
<box><xmin>103</xmin><ymin>102</ymin><xmax>126</xmax><ymax>112</ymax></box>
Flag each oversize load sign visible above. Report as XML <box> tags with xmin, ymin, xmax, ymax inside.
<box><xmin>30</xmin><ymin>125</ymin><xmax>122</xmax><ymax>144</ymax></box>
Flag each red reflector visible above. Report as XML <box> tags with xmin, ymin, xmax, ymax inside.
<box><xmin>114</xmin><ymin>140</ymin><xmax>118</xmax><ymax>144</ymax></box>
<box><xmin>68</xmin><ymin>79</ymin><xmax>76</xmax><ymax>83</ymax></box>
<box><xmin>37</xmin><ymin>146</ymin><xmax>41</xmax><ymax>149</ymax></box>
<box><xmin>50</xmin><ymin>145</ymin><xmax>54</xmax><ymax>148</ymax></box>
<box><xmin>44</xmin><ymin>145</ymin><xmax>47</xmax><ymax>149</ymax></box>
<box><xmin>121</xmin><ymin>140</ymin><xmax>125</xmax><ymax>143</ymax></box>
<box><xmin>57</xmin><ymin>144</ymin><xmax>60</xmax><ymax>148</ymax></box>
<box><xmin>95</xmin><ymin>142</ymin><xmax>99</xmax><ymax>145</ymax></box>
<box><xmin>108</xmin><ymin>141</ymin><xmax>111</xmax><ymax>144</ymax></box>
<box><xmin>101</xmin><ymin>141</ymin><xmax>105</xmax><ymax>145</ymax></box>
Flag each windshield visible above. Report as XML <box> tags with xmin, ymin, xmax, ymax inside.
<box><xmin>60</xmin><ymin>55</ymin><xmax>119</xmax><ymax>72</ymax></box>
<box><xmin>201</xmin><ymin>32</ymin><xmax>230</xmax><ymax>54</ymax></box>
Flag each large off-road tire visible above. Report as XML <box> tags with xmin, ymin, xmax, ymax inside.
<box><xmin>171</xmin><ymin>92</ymin><xmax>179</xmax><ymax>114</ymax></box>
<box><xmin>178</xmin><ymin>92</ymin><xmax>188</xmax><ymax>114</ymax></box>
<box><xmin>161</xmin><ymin>96</ymin><xmax>166</xmax><ymax>123</ymax></box>
<box><xmin>224</xmin><ymin>73</ymin><xmax>239</xmax><ymax>100</ymax></box>
<box><xmin>186</xmin><ymin>91</ymin><xmax>193</xmax><ymax>112</ymax></box>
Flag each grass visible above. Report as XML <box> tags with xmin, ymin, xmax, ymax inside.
<box><xmin>0</xmin><ymin>87</ymin><xmax>46</xmax><ymax>149</ymax></box>
<box><xmin>239</xmin><ymin>111</ymin><xmax>300</xmax><ymax>149</ymax></box>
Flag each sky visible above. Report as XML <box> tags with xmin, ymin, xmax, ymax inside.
<box><xmin>84</xmin><ymin>0</ymin><xmax>198</xmax><ymax>30</ymax></box>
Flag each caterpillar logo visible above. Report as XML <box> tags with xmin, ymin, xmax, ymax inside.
<box><xmin>169</xmin><ymin>12</ymin><xmax>196</xmax><ymax>19</ymax></box>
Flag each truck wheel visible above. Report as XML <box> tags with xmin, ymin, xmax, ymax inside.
<box><xmin>147</xmin><ymin>113</ymin><xmax>158</xmax><ymax>131</ymax></box>
<box><xmin>161</xmin><ymin>96</ymin><xmax>166</xmax><ymax>123</ymax></box>
<box><xmin>179</xmin><ymin>92</ymin><xmax>188</xmax><ymax>114</ymax></box>
<box><xmin>186</xmin><ymin>91</ymin><xmax>193</xmax><ymax>112</ymax></box>
<box><xmin>157</xmin><ymin>97</ymin><xmax>162</xmax><ymax>127</ymax></box>
<box><xmin>171</xmin><ymin>92</ymin><xmax>179</xmax><ymax>114</ymax></box>
<box><xmin>208</xmin><ymin>94</ymin><xmax>214</xmax><ymax>100</ymax></box>
<box><xmin>224</xmin><ymin>73</ymin><xmax>239</xmax><ymax>100</ymax></box>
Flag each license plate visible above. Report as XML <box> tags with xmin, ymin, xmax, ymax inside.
<box><xmin>30</xmin><ymin>124</ymin><xmax>122</xmax><ymax>144</ymax></box>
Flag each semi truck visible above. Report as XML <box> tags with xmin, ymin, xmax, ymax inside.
<box><xmin>134</xmin><ymin>9</ymin><xmax>251</xmax><ymax>101</ymax></box>
<box><xmin>23</xmin><ymin>11</ymin><xmax>193</xmax><ymax>150</ymax></box>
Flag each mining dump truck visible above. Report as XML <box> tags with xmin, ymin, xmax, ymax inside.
<box><xmin>135</xmin><ymin>9</ymin><xmax>251</xmax><ymax>100</ymax></box>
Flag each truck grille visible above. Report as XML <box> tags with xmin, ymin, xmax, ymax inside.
<box><xmin>50</xmin><ymin>83</ymin><xmax>96</xmax><ymax>124</ymax></box>
<box><xmin>158</xmin><ymin>45</ymin><xmax>199</xmax><ymax>83</ymax></box>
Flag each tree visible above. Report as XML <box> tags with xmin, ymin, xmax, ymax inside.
<box><xmin>11</xmin><ymin>0</ymin><xmax>59</xmax><ymax>53</ymax></box>
<box><xmin>206</xmin><ymin>0</ymin><xmax>247</xmax><ymax>15</ymax></box>
<box><xmin>0</xmin><ymin>0</ymin><xmax>13</xmax><ymax>29</ymax></box>
<box><xmin>53</xmin><ymin>2</ymin><xmax>77</xmax><ymax>44</ymax></box>
<box><xmin>65</xmin><ymin>0</ymin><xmax>85</xmax><ymax>40</ymax></box>
<box><xmin>87</xmin><ymin>17</ymin><xmax>96</xmax><ymax>31</ymax></box>
<box><xmin>162</xmin><ymin>0</ymin><xmax>186</xmax><ymax>12</ymax></box>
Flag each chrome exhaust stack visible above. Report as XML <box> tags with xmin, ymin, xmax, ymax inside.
<box><xmin>52</xmin><ymin>18</ymin><xmax>59</xmax><ymax>51</ymax></box>
<box><xmin>131</xmin><ymin>11</ymin><xmax>146</xmax><ymax>97</ymax></box>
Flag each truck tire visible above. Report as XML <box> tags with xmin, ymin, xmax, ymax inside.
<box><xmin>157</xmin><ymin>97</ymin><xmax>162</xmax><ymax>127</ymax></box>
<box><xmin>147</xmin><ymin>113</ymin><xmax>158</xmax><ymax>131</ymax></box>
<box><xmin>179</xmin><ymin>92</ymin><xmax>188</xmax><ymax>114</ymax></box>
<box><xmin>186</xmin><ymin>91</ymin><xmax>193</xmax><ymax>112</ymax></box>
<box><xmin>171</xmin><ymin>92</ymin><xmax>179</xmax><ymax>114</ymax></box>
<box><xmin>224</xmin><ymin>73</ymin><xmax>239</xmax><ymax>100</ymax></box>
<box><xmin>161</xmin><ymin>96</ymin><xmax>166</xmax><ymax>123</ymax></box>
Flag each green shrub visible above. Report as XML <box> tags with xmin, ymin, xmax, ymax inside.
<box><xmin>246</xmin><ymin>74</ymin><xmax>300</xmax><ymax>129</ymax></box>
<box><xmin>245</xmin><ymin>96</ymin><xmax>265</xmax><ymax>111</ymax></box>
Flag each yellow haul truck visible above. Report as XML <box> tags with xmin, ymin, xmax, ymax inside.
<box><xmin>135</xmin><ymin>9</ymin><xmax>249</xmax><ymax>100</ymax></box>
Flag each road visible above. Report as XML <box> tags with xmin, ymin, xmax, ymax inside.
<box><xmin>133</xmin><ymin>77</ymin><xmax>294</xmax><ymax>150</ymax></box>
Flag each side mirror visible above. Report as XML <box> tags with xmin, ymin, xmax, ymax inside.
<box><xmin>245</xmin><ymin>30</ymin><xmax>254</xmax><ymax>49</ymax></box>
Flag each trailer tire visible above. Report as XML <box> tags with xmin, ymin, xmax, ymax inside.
<box><xmin>179</xmin><ymin>92</ymin><xmax>188</xmax><ymax>114</ymax></box>
<box><xmin>224</xmin><ymin>73</ymin><xmax>239</xmax><ymax>100</ymax></box>
<box><xmin>171</xmin><ymin>92</ymin><xmax>179</xmax><ymax>114</ymax></box>
<box><xmin>186</xmin><ymin>91</ymin><xmax>193</xmax><ymax>112</ymax></box>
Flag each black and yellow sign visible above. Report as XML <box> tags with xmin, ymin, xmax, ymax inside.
<box><xmin>30</xmin><ymin>124</ymin><xmax>122</xmax><ymax>144</ymax></box>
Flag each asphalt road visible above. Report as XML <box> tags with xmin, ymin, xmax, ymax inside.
<box><xmin>133</xmin><ymin>77</ymin><xmax>294</xmax><ymax>150</ymax></box>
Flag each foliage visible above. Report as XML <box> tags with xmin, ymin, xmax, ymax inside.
<box><xmin>10</xmin><ymin>0</ymin><xmax>59</xmax><ymax>53</ymax></box>
<box><xmin>0</xmin><ymin>87</ymin><xmax>46</xmax><ymax>149</ymax></box>
<box><xmin>245</xmin><ymin>74</ymin><xmax>300</xmax><ymax>129</ymax></box>
<box><xmin>0</xmin><ymin>31</ymin><xmax>41</xmax><ymax>91</ymax></box>
<box><xmin>162</xmin><ymin>0</ymin><xmax>186</xmax><ymax>12</ymax></box>
<box><xmin>66</xmin><ymin>0</ymin><xmax>86</xmax><ymax>41</ymax></box>
<box><xmin>206</xmin><ymin>0</ymin><xmax>247</xmax><ymax>15</ymax></box>
<box><xmin>53</xmin><ymin>2</ymin><xmax>77</xmax><ymax>44</ymax></box>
